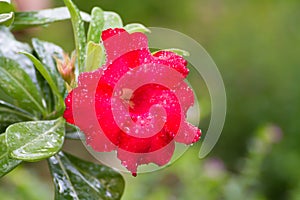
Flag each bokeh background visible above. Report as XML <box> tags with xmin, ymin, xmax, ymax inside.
<box><xmin>1</xmin><ymin>0</ymin><xmax>300</xmax><ymax>199</ymax></box>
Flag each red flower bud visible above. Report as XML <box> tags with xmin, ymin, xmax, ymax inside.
<box><xmin>56</xmin><ymin>53</ymin><xmax>76</xmax><ymax>87</ymax></box>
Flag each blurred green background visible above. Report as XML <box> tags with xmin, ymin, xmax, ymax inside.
<box><xmin>1</xmin><ymin>0</ymin><xmax>300</xmax><ymax>199</ymax></box>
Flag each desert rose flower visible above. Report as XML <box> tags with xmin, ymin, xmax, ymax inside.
<box><xmin>63</xmin><ymin>28</ymin><xmax>201</xmax><ymax>176</ymax></box>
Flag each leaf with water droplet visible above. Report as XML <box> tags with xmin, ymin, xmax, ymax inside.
<box><xmin>21</xmin><ymin>52</ymin><xmax>65</xmax><ymax>118</ymax></box>
<box><xmin>6</xmin><ymin>117</ymin><xmax>65</xmax><ymax>161</ymax></box>
<box><xmin>87</xmin><ymin>7</ymin><xmax>104</xmax><ymax>43</ymax></box>
<box><xmin>0</xmin><ymin>56</ymin><xmax>46</xmax><ymax>118</ymax></box>
<box><xmin>63</xmin><ymin>0</ymin><xmax>87</xmax><ymax>74</ymax></box>
<box><xmin>124</xmin><ymin>23</ymin><xmax>150</xmax><ymax>34</ymax></box>
<box><xmin>0</xmin><ymin>1</ymin><xmax>14</xmax><ymax>26</ymax></box>
<box><xmin>0</xmin><ymin>133</ymin><xmax>22</xmax><ymax>178</ymax></box>
<box><xmin>0</xmin><ymin>100</ymin><xmax>36</xmax><ymax>132</ymax></box>
<box><xmin>48</xmin><ymin>151</ymin><xmax>125</xmax><ymax>200</ymax></box>
<box><xmin>103</xmin><ymin>11</ymin><xmax>123</xmax><ymax>30</ymax></box>
<box><xmin>85</xmin><ymin>41</ymin><xmax>105</xmax><ymax>72</ymax></box>
<box><xmin>32</xmin><ymin>38</ymin><xmax>66</xmax><ymax>97</ymax></box>
<box><xmin>65</xmin><ymin>123</ymin><xmax>84</xmax><ymax>140</ymax></box>
<box><xmin>0</xmin><ymin>27</ymin><xmax>37</xmax><ymax>85</ymax></box>
<box><xmin>0</xmin><ymin>12</ymin><xmax>13</xmax><ymax>26</ymax></box>
<box><xmin>12</xmin><ymin>7</ymin><xmax>91</xmax><ymax>31</ymax></box>
<box><xmin>31</xmin><ymin>39</ymin><xmax>64</xmax><ymax>114</ymax></box>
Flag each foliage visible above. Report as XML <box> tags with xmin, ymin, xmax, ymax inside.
<box><xmin>0</xmin><ymin>0</ymin><xmax>143</xmax><ymax>199</ymax></box>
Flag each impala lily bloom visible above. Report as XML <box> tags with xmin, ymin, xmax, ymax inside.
<box><xmin>63</xmin><ymin>28</ymin><xmax>201</xmax><ymax>176</ymax></box>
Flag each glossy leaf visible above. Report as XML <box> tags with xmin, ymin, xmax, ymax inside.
<box><xmin>103</xmin><ymin>11</ymin><xmax>123</xmax><ymax>30</ymax></box>
<box><xmin>85</xmin><ymin>41</ymin><xmax>105</xmax><ymax>72</ymax></box>
<box><xmin>0</xmin><ymin>134</ymin><xmax>22</xmax><ymax>178</ymax></box>
<box><xmin>0</xmin><ymin>13</ymin><xmax>12</xmax><ymax>23</ymax></box>
<box><xmin>0</xmin><ymin>56</ymin><xmax>46</xmax><ymax>118</ymax></box>
<box><xmin>12</xmin><ymin>7</ymin><xmax>91</xmax><ymax>30</ymax></box>
<box><xmin>87</xmin><ymin>7</ymin><xmax>104</xmax><ymax>43</ymax></box>
<box><xmin>0</xmin><ymin>100</ymin><xmax>36</xmax><ymax>132</ymax></box>
<box><xmin>124</xmin><ymin>23</ymin><xmax>150</xmax><ymax>34</ymax></box>
<box><xmin>63</xmin><ymin>0</ymin><xmax>86</xmax><ymax>73</ymax></box>
<box><xmin>6</xmin><ymin>118</ymin><xmax>65</xmax><ymax>161</ymax></box>
<box><xmin>0</xmin><ymin>12</ymin><xmax>13</xmax><ymax>26</ymax></box>
<box><xmin>0</xmin><ymin>0</ymin><xmax>11</xmax><ymax>4</ymax></box>
<box><xmin>32</xmin><ymin>38</ymin><xmax>66</xmax><ymax>95</ymax></box>
<box><xmin>65</xmin><ymin>123</ymin><xmax>84</xmax><ymax>140</ymax></box>
<box><xmin>32</xmin><ymin>38</ymin><xmax>66</xmax><ymax>115</ymax></box>
<box><xmin>32</xmin><ymin>38</ymin><xmax>66</xmax><ymax>113</ymax></box>
<box><xmin>0</xmin><ymin>27</ymin><xmax>36</xmax><ymax>81</ymax></box>
<box><xmin>21</xmin><ymin>51</ymin><xmax>65</xmax><ymax>118</ymax></box>
<box><xmin>0</xmin><ymin>1</ymin><xmax>14</xmax><ymax>26</ymax></box>
<box><xmin>48</xmin><ymin>151</ymin><xmax>125</xmax><ymax>200</ymax></box>
<box><xmin>0</xmin><ymin>0</ymin><xmax>12</xmax><ymax>12</ymax></box>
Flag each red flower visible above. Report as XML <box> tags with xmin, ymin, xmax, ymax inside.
<box><xmin>63</xmin><ymin>28</ymin><xmax>201</xmax><ymax>176</ymax></box>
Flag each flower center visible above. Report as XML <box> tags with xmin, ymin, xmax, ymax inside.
<box><xmin>120</xmin><ymin>88</ymin><xmax>135</xmax><ymax>108</ymax></box>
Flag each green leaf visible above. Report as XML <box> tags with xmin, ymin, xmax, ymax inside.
<box><xmin>87</xmin><ymin>7</ymin><xmax>104</xmax><ymax>43</ymax></box>
<box><xmin>6</xmin><ymin>118</ymin><xmax>65</xmax><ymax>161</ymax></box>
<box><xmin>63</xmin><ymin>0</ymin><xmax>86</xmax><ymax>74</ymax></box>
<box><xmin>85</xmin><ymin>41</ymin><xmax>105</xmax><ymax>72</ymax></box>
<box><xmin>21</xmin><ymin>52</ymin><xmax>65</xmax><ymax>118</ymax></box>
<box><xmin>65</xmin><ymin>123</ymin><xmax>84</xmax><ymax>140</ymax></box>
<box><xmin>0</xmin><ymin>134</ymin><xmax>22</xmax><ymax>178</ymax></box>
<box><xmin>32</xmin><ymin>38</ymin><xmax>66</xmax><ymax>95</ymax></box>
<box><xmin>0</xmin><ymin>0</ymin><xmax>11</xmax><ymax>4</ymax></box>
<box><xmin>12</xmin><ymin>7</ymin><xmax>91</xmax><ymax>30</ymax></box>
<box><xmin>0</xmin><ymin>27</ymin><xmax>36</xmax><ymax>81</ymax></box>
<box><xmin>0</xmin><ymin>12</ymin><xmax>14</xmax><ymax>26</ymax></box>
<box><xmin>0</xmin><ymin>1</ymin><xmax>14</xmax><ymax>26</ymax></box>
<box><xmin>31</xmin><ymin>39</ymin><xmax>66</xmax><ymax>114</ymax></box>
<box><xmin>0</xmin><ymin>56</ymin><xmax>46</xmax><ymax>118</ymax></box>
<box><xmin>103</xmin><ymin>11</ymin><xmax>123</xmax><ymax>30</ymax></box>
<box><xmin>0</xmin><ymin>0</ymin><xmax>13</xmax><ymax>12</ymax></box>
<box><xmin>124</xmin><ymin>23</ymin><xmax>150</xmax><ymax>34</ymax></box>
<box><xmin>48</xmin><ymin>151</ymin><xmax>125</xmax><ymax>200</ymax></box>
<box><xmin>0</xmin><ymin>28</ymin><xmax>40</xmax><ymax>118</ymax></box>
<box><xmin>0</xmin><ymin>100</ymin><xmax>36</xmax><ymax>132</ymax></box>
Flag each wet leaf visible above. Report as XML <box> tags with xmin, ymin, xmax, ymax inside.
<box><xmin>85</xmin><ymin>41</ymin><xmax>105</xmax><ymax>72</ymax></box>
<box><xmin>0</xmin><ymin>27</ymin><xmax>36</xmax><ymax>82</ymax></box>
<box><xmin>21</xmin><ymin>52</ymin><xmax>65</xmax><ymax>118</ymax></box>
<box><xmin>87</xmin><ymin>7</ymin><xmax>104</xmax><ymax>43</ymax></box>
<box><xmin>6</xmin><ymin>118</ymin><xmax>65</xmax><ymax>161</ymax></box>
<box><xmin>0</xmin><ymin>0</ymin><xmax>11</xmax><ymax>4</ymax></box>
<box><xmin>48</xmin><ymin>151</ymin><xmax>125</xmax><ymax>200</ymax></box>
<box><xmin>103</xmin><ymin>11</ymin><xmax>123</xmax><ymax>30</ymax></box>
<box><xmin>12</xmin><ymin>7</ymin><xmax>91</xmax><ymax>30</ymax></box>
<box><xmin>32</xmin><ymin>38</ymin><xmax>66</xmax><ymax>96</ymax></box>
<box><xmin>63</xmin><ymin>0</ymin><xmax>86</xmax><ymax>73</ymax></box>
<box><xmin>65</xmin><ymin>123</ymin><xmax>84</xmax><ymax>140</ymax></box>
<box><xmin>0</xmin><ymin>0</ymin><xmax>12</xmax><ymax>12</ymax></box>
<box><xmin>124</xmin><ymin>23</ymin><xmax>150</xmax><ymax>34</ymax></box>
<box><xmin>0</xmin><ymin>100</ymin><xmax>36</xmax><ymax>132</ymax></box>
<box><xmin>0</xmin><ymin>0</ymin><xmax>14</xmax><ymax>26</ymax></box>
<box><xmin>0</xmin><ymin>134</ymin><xmax>22</xmax><ymax>178</ymax></box>
<box><xmin>0</xmin><ymin>56</ymin><xmax>46</xmax><ymax>118</ymax></box>
<box><xmin>32</xmin><ymin>38</ymin><xmax>66</xmax><ymax>113</ymax></box>
<box><xmin>0</xmin><ymin>12</ymin><xmax>13</xmax><ymax>26</ymax></box>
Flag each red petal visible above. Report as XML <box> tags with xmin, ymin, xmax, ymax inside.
<box><xmin>153</xmin><ymin>51</ymin><xmax>189</xmax><ymax>77</ymax></box>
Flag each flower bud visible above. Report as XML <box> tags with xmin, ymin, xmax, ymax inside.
<box><xmin>56</xmin><ymin>53</ymin><xmax>76</xmax><ymax>86</ymax></box>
